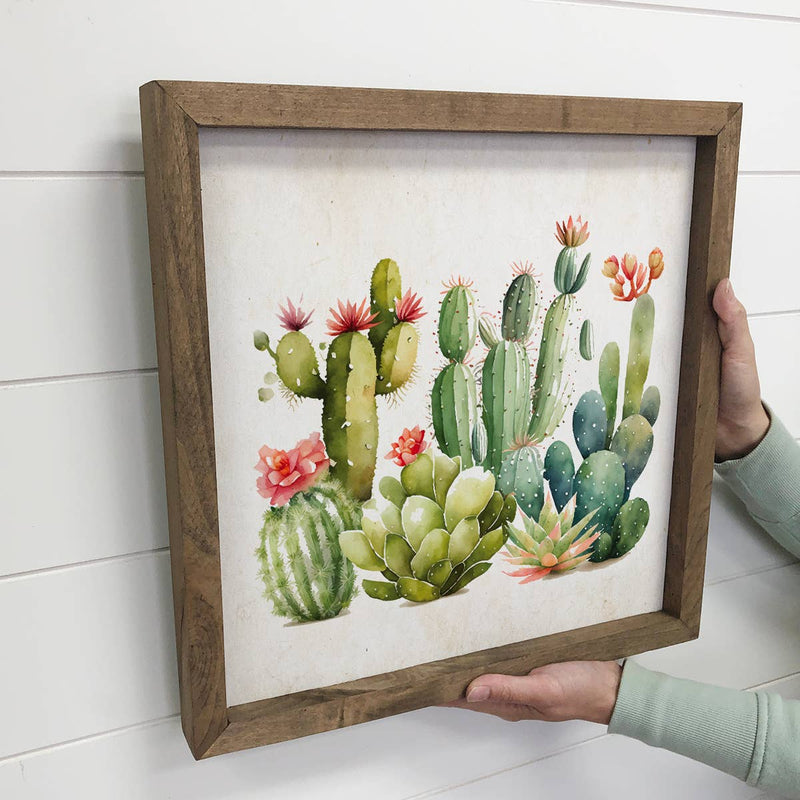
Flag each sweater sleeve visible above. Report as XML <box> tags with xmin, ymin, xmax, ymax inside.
<box><xmin>713</xmin><ymin>404</ymin><xmax>800</xmax><ymax>558</ymax></box>
<box><xmin>608</xmin><ymin>660</ymin><xmax>800</xmax><ymax>798</ymax></box>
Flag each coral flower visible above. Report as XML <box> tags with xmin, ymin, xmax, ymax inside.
<box><xmin>326</xmin><ymin>298</ymin><xmax>379</xmax><ymax>336</ymax></box>
<box><xmin>555</xmin><ymin>215</ymin><xmax>590</xmax><ymax>248</ymax></box>
<box><xmin>394</xmin><ymin>289</ymin><xmax>426</xmax><ymax>323</ymax></box>
<box><xmin>277</xmin><ymin>298</ymin><xmax>313</xmax><ymax>331</ymax></box>
<box><xmin>603</xmin><ymin>248</ymin><xmax>665</xmax><ymax>301</ymax></box>
<box><xmin>385</xmin><ymin>425</ymin><xmax>429</xmax><ymax>466</ymax></box>
<box><xmin>255</xmin><ymin>432</ymin><xmax>329</xmax><ymax>506</ymax></box>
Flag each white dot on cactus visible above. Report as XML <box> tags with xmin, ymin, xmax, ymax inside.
<box><xmin>347</xmin><ymin>460</ymin><xmax>354</xmax><ymax>466</ymax></box>
<box><xmin>331</xmin><ymin>351</ymin><xmax>337</xmax><ymax>358</ymax></box>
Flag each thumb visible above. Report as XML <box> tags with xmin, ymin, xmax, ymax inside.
<box><xmin>712</xmin><ymin>279</ymin><xmax>754</xmax><ymax>359</ymax></box>
<box><xmin>466</xmin><ymin>673</ymin><xmax>550</xmax><ymax>706</ymax></box>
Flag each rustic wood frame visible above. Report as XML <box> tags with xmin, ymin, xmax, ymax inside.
<box><xmin>139</xmin><ymin>81</ymin><xmax>742</xmax><ymax>760</ymax></box>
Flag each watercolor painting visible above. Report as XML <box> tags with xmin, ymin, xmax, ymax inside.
<box><xmin>198</xmin><ymin>127</ymin><xmax>694</xmax><ymax>705</ymax></box>
<box><xmin>252</xmin><ymin>216</ymin><xmax>666</xmax><ymax>616</ymax></box>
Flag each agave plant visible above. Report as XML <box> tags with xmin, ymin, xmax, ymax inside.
<box><xmin>339</xmin><ymin>448</ymin><xmax>517</xmax><ymax>602</ymax></box>
<box><xmin>503</xmin><ymin>492</ymin><xmax>600</xmax><ymax>582</ymax></box>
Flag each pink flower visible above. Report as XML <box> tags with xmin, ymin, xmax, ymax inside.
<box><xmin>385</xmin><ymin>425</ymin><xmax>429</xmax><ymax>466</ymax></box>
<box><xmin>326</xmin><ymin>298</ymin><xmax>379</xmax><ymax>336</ymax></box>
<box><xmin>277</xmin><ymin>298</ymin><xmax>313</xmax><ymax>331</ymax></box>
<box><xmin>394</xmin><ymin>290</ymin><xmax>426</xmax><ymax>323</ymax></box>
<box><xmin>255</xmin><ymin>432</ymin><xmax>329</xmax><ymax>506</ymax></box>
<box><xmin>555</xmin><ymin>215</ymin><xmax>590</xmax><ymax>248</ymax></box>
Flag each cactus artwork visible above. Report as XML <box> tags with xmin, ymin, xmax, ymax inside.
<box><xmin>338</xmin><ymin>449</ymin><xmax>517</xmax><ymax>602</ymax></box>
<box><xmin>254</xmin><ymin>259</ymin><xmax>424</xmax><ymax>501</ymax></box>
<box><xmin>254</xmin><ymin>434</ymin><xmax>360</xmax><ymax>622</ymax></box>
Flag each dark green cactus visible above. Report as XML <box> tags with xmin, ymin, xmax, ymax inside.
<box><xmin>431</xmin><ymin>281</ymin><xmax>479</xmax><ymax>467</ymax></box>
<box><xmin>611</xmin><ymin>497</ymin><xmax>650</xmax><ymax>557</ymax></box>
<box><xmin>502</xmin><ymin>270</ymin><xmax>536</xmax><ymax>341</ymax></box>
<box><xmin>572</xmin><ymin>390</ymin><xmax>608</xmax><ymax>460</ymax></box>
<box><xmin>256</xmin><ymin>477</ymin><xmax>360</xmax><ymax>622</ymax></box>
<box><xmin>610</xmin><ymin>414</ymin><xmax>654</xmax><ymax>500</ymax></box>
<box><xmin>497</xmin><ymin>443</ymin><xmax>545</xmax><ymax>520</ymax></box>
<box><xmin>256</xmin><ymin>259</ymin><xmax>421</xmax><ymax>501</ymax></box>
<box><xmin>543</xmin><ymin>441</ymin><xmax>575</xmax><ymax>513</ymax></box>
<box><xmin>579</xmin><ymin>319</ymin><xmax>594</xmax><ymax>360</ymax></box>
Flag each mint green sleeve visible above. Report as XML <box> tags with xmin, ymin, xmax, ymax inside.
<box><xmin>608</xmin><ymin>408</ymin><xmax>800</xmax><ymax>797</ymax></box>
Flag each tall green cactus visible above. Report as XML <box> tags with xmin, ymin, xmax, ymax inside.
<box><xmin>256</xmin><ymin>259</ymin><xmax>422</xmax><ymax>501</ymax></box>
<box><xmin>256</xmin><ymin>476</ymin><xmax>360</xmax><ymax>622</ymax></box>
<box><xmin>481</xmin><ymin>268</ymin><xmax>536</xmax><ymax>476</ymax></box>
<box><xmin>431</xmin><ymin>280</ymin><xmax>479</xmax><ymax>467</ymax></box>
<box><xmin>528</xmin><ymin>233</ymin><xmax>592</xmax><ymax>443</ymax></box>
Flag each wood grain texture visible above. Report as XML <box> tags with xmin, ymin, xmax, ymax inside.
<box><xmin>139</xmin><ymin>81</ymin><xmax>228</xmax><ymax>759</ymax></box>
<box><xmin>159</xmin><ymin>80</ymin><xmax>739</xmax><ymax>136</ymax></box>
<box><xmin>662</xmin><ymin>107</ymin><xmax>742</xmax><ymax>633</ymax></box>
<box><xmin>139</xmin><ymin>81</ymin><xmax>741</xmax><ymax>758</ymax></box>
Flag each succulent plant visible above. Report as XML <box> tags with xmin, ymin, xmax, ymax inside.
<box><xmin>254</xmin><ymin>259</ymin><xmax>424</xmax><ymax>500</ymax></box>
<box><xmin>256</xmin><ymin>476</ymin><xmax>360</xmax><ymax>622</ymax></box>
<box><xmin>503</xmin><ymin>492</ymin><xmax>601</xmax><ymax>582</ymax></box>
<box><xmin>338</xmin><ymin>451</ymin><xmax>517</xmax><ymax>602</ymax></box>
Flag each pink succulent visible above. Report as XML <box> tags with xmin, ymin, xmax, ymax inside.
<box><xmin>385</xmin><ymin>425</ymin><xmax>429</xmax><ymax>466</ymax></box>
<box><xmin>255</xmin><ymin>432</ymin><xmax>329</xmax><ymax>506</ymax></box>
<box><xmin>394</xmin><ymin>290</ymin><xmax>426</xmax><ymax>323</ymax></box>
<box><xmin>555</xmin><ymin>215</ymin><xmax>590</xmax><ymax>248</ymax></box>
<box><xmin>277</xmin><ymin>298</ymin><xmax>313</xmax><ymax>331</ymax></box>
<box><xmin>326</xmin><ymin>298</ymin><xmax>379</xmax><ymax>336</ymax></box>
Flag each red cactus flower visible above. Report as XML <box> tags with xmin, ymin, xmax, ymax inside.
<box><xmin>385</xmin><ymin>425</ymin><xmax>429</xmax><ymax>466</ymax></box>
<box><xmin>603</xmin><ymin>248</ymin><xmax>665</xmax><ymax>301</ymax></box>
<box><xmin>326</xmin><ymin>298</ymin><xmax>379</xmax><ymax>336</ymax></box>
<box><xmin>255</xmin><ymin>432</ymin><xmax>329</xmax><ymax>506</ymax></box>
<box><xmin>277</xmin><ymin>298</ymin><xmax>314</xmax><ymax>331</ymax></box>
<box><xmin>555</xmin><ymin>215</ymin><xmax>590</xmax><ymax>248</ymax></box>
<box><xmin>394</xmin><ymin>289</ymin><xmax>426</xmax><ymax>323</ymax></box>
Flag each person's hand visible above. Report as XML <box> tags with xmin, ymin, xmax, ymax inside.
<box><xmin>712</xmin><ymin>279</ymin><xmax>770</xmax><ymax>461</ymax></box>
<box><xmin>443</xmin><ymin>661</ymin><xmax>622</xmax><ymax>725</ymax></box>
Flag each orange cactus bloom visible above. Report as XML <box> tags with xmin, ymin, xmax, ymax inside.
<box><xmin>603</xmin><ymin>247</ymin><xmax>665</xmax><ymax>301</ymax></box>
<box><xmin>255</xmin><ymin>432</ymin><xmax>329</xmax><ymax>506</ymax></box>
<box><xmin>385</xmin><ymin>425</ymin><xmax>428</xmax><ymax>466</ymax></box>
<box><xmin>555</xmin><ymin>215</ymin><xmax>590</xmax><ymax>248</ymax></box>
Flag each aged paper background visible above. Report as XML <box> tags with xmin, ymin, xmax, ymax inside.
<box><xmin>198</xmin><ymin>128</ymin><xmax>695</xmax><ymax>707</ymax></box>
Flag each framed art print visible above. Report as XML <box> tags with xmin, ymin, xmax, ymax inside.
<box><xmin>139</xmin><ymin>82</ymin><xmax>741</xmax><ymax>758</ymax></box>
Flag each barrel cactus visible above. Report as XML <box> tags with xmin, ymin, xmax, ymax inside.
<box><xmin>256</xmin><ymin>475</ymin><xmax>361</xmax><ymax>623</ymax></box>
<box><xmin>338</xmin><ymin>450</ymin><xmax>517</xmax><ymax>602</ymax></box>
<box><xmin>503</xmin><ymin>492</ymin><xmax>601</xmax><ymax>582</ymax></box>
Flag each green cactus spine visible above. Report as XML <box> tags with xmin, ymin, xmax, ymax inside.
<box><xmin>431</xmin><ymin>282</ymin><xmax>479</xmax><ymax>467</ymax></box>
<box><xmin>256</xmin><ymin>477</ymin><xmax>360</xmax><ymax>622</ymax></box>
<box><xmin>256</xmin><ymin>259</ymin><xmax>421</xmax><ymax>501</ymax></box>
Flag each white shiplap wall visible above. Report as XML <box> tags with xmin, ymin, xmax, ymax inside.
<box><xmin>1</xmin><ymin>2</ymin><xmax>798</xmax><ymax>798</ymax></box>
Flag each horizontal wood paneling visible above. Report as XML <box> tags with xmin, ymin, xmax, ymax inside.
<box><xmin>634</xmin><ymin>563</ymin><xmax>800</xmax><ymax>687</ymax></box>
<box><xmin>731</xmin><ymin>176</ymin><xmax>800</xmax><ymax>315</ymax></box>
<box><xmin>0</xmin><ymin>552</ymin><xmax>178</xmax><ymax>758</ymax></box>
<box><xmin>433</xmin><ymin>732</ymin><xmax>764</xmax><ymax>799</ymax></box>
<box><xmin>584</xmin><ymin>0</ymin><xmax>800</xmax><ymax>17</ymax></box>
<box><xmin>1</xmin><ymin>548</ymin><xmax>796</xmax><ymax>764</ymax></box>
<box><xmin>0</xmin><ymin>374</ymin><xmax>167</xmax><ymax>576</ymax></box>
<box><xmin>750</xmin><ymin>314</ymin><xmax>800</xmax><ymax>437</ymax></box>
<box><xmin>0</xmin><ymin>174</ymin><xmax>795</xmax><ymax>384</ymax></box>
<box><xmin>0</xmin><ymin>177</ymin><xmax>155</xmax><ymax>382</ymax></box>
<box><xmin>1</xmin><ymin>1</ymin><xmax>798</xmax><ymax>172</ymax></box>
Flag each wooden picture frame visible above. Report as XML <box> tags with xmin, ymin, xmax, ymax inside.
<box><xmin>139</xmin><ymin>81</ymin><xmax>741</xmax><ymax>760</ymax></box>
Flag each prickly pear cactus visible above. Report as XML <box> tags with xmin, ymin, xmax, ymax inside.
<box><xmin>256</xmin><ymin>477</ymin><xmax>361</xmax><ymax>622</ymax></box>
<box><xmin>338</xmin><ymin>451</ymin><xmax>517</xmax><ymax>602</ymax></box>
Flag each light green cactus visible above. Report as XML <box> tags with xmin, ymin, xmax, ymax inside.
<box><xmin>339</xmin><ymin>451</ymin><xmax>517</xmax><ymax>602</ymax></box>
<box><xmin>255</xmin><ymin>259</ymin><xmax>423</xmax><ymax>501</ymax></box>
<box><xmin>256</xmin><ymin>477</ymin><xmax>360</xmax><ymax>622</ymax></box>
<box><xmin>431</xmin><ymin>280</ymin><xmax>479</xmax><ymax>467</ymax></box>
